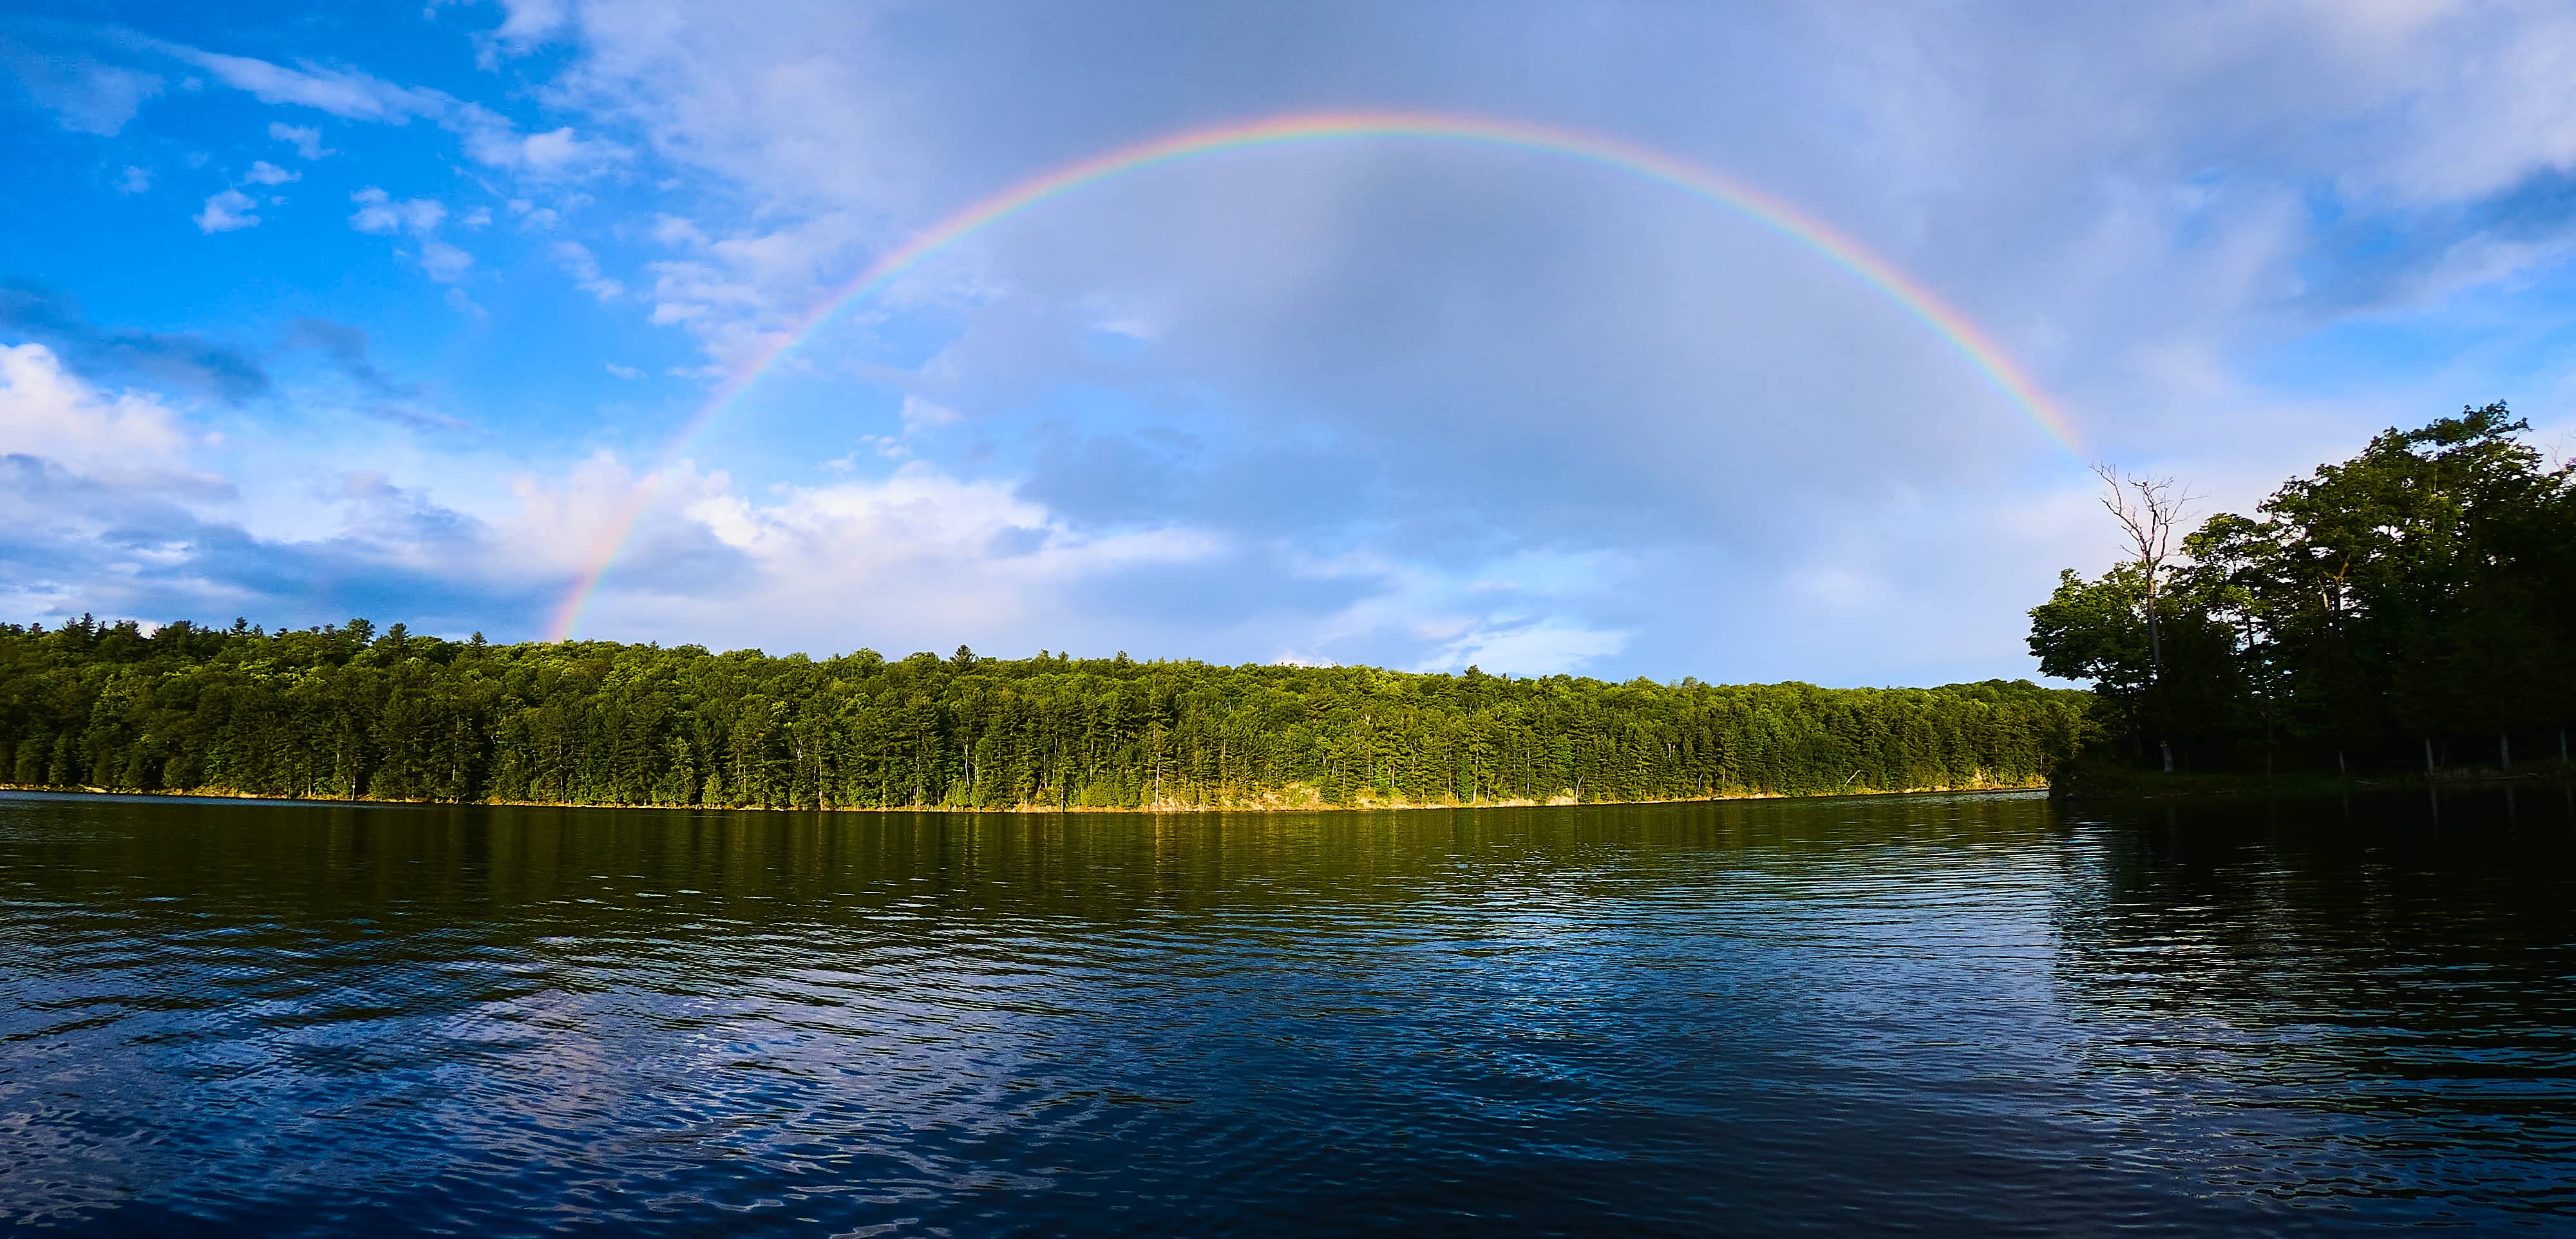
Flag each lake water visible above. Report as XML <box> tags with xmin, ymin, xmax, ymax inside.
<box><xmin>2</xmin><ymin>787</ymin><xmax>2571</xmax><ymax>1235</ymax></box>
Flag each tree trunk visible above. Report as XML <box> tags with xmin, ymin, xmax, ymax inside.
<box><xmin>2424</xmin><ymin>736</ymin><xmax>2436</xmax><ymax>774</ymax></box>
<box><xmin>2501</xmin><ymin>733</ymin><xmax>2512</xmax><ymax>772</ymax></box>
<box><xmin>2144</xmin><ymin>602</ymin><xmax>2165</xmax><ymax>685</ymax></box>
<box><xmin>2159</xmin><ymin>739</ymin><xmax>2173</xmax><ymax>773</ymax></box>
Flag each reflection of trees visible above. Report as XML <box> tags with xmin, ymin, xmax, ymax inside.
<box><xmin>2</xmin><ymin>790</ymin><xmax>2069</xmax><ymax>937</ymax></box>
<box><xmin>2045</xmin><ymin>788</ymin><xmax>2576</xmax><ymax>1207</ymax></box>
<box><xmin>5</xmin><ymin>789</ymin><xmax>2081</xmax><ymax>1085</ymax></box>
<box><xmin>1</xmin><ymin>790</ymin><xmax>2081</xmax><ymax>1087</ymax></box>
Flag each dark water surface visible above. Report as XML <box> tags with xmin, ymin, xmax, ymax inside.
<box><xmin>3</xmin><ymin>787</ymin><xmax>2573</xmax><ymax>1235</ymax></box>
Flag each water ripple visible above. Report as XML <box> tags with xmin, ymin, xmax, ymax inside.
<box><xmin>0</xmin><ymin>788</ymin><xmax>2570</xmax><ymax>1234</ymax></box>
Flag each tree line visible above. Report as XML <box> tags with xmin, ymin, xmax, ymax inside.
<box><xmin>2031</xmin><ymin>403</ymin><xmax>2576</xmax><ymax>776</ymax></box>
<box><xmin>0</xmin><ymin>618</ymin><xmax>2090</xmax><ymax>810</ymax></box>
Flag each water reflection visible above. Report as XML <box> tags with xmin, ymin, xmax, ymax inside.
<box><xmin>1</xmin><ymin>788</ymin><xmax>2570</xmax><ymax>1234</ymax></box>
<box><xmin>2048</xmin><ymin>792</ymin><xmax>2576</xmax><ymax>1219</ymax></box>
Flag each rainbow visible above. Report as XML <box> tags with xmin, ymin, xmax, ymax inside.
<box><xmin>547</xmin><ymin>109</ymin><xmax>2079</xmax><ymax>641</ymax></box>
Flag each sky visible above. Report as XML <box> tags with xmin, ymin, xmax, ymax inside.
<box><xmin>5</xmin><ymin>0</ymin><xmax>2575</xmax><ymax>686</ymax></box>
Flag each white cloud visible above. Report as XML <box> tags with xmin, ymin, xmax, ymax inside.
<box><xmin>0</xmin><ymin>344</ymin><xmax>194</xmax><ymax>475</ymax></box>
<box><xmin>343</xmin><ymin>187</ymin><xmax>476</xmax><ymax>286</ymax></box>
<box><xmin>419</xmin><ymin>241</ymin><xmax>477</xmax><ymax>283</ymax></box>
<box><xmin>497</xmin><ymin>0</ymin><xmax>571</xmax><ymax>44</ymax></box>
<box><xmin>242</xmin><ymin>160</ymin><xmax>299</xmax><ymax>186</ymax></box>
<box><xmin>0</xmin><ymin>50</ymin><xmax>162</xmax><ymax>135</ymax></box>
<box><xmin>458</xmin><ymin>113</ymin><xmax>627</xmax><ymax>178</ymax></box>
<box><xmin>518</xmin><ymin>126</ymin><xmax>593</xmax><ymax>170</ymax></box>
<box><xmin>268</xmin><ymin>122</ymin><xmax>331</xmax><ymax>159</ymax></box>
<box><xmin>650</xmin><ymin>214</ymin><xmax>708</xmax><ymax>247</ymax></box>
<box><xmin>1419</xmin><ymin>620</ymin><xmax>1628</xmax><ymax>677</ymax></box>
<box><xmin>661</xmin><ymin>465</ymin><xmax>1218</xmax><ymax>647</ymax></box>
<box><xmin>154</xmin><ymin>41</ymin><xmax>619</xmax><ymax>184</ymax></box>
<box><xmin>469</xmin><ymin>0</ymin><xmax>571</xmax><ymax>66</ymax></box>
<box><xmin>194</xmin><ymin>189</ymin><xmax>260</xmax><ymax>233</ymax></box>
<box><xmin>898</xmin><ymin>395</ymin><xmax>961</xmax><ymax>431</ymax></box>
<box><xmin>116</xmin><ymin>166</ymin><xmax>151</xmax><ymax>194</ymax></box>
<box><xmin>163</xmin><ymin>44</ymin><xmax>448</xmax><ymax>122</ymax></box>
<box><xmin>493</xmin><ymin>451</ymin><xmax>689</xmax><ymax>576</ymax></box>
<box><xmin>0</xmin><ymin>346</ymin><xmax>221</xmax><ymax>625</ymax></box>
<box><xmin>1255</xmin><ymin>545</ymin><xmax>1636</xmax><ymax>677</ymax></box>
<box><xmin>348</xmin><ymin>187</ymin><xmax>446</xmax><ymax>234</ymax></box>
<box><xmin>535</xmin><ymin>2</ymin><xmax>927</xmax><ymax>226</ymax></box>
<box><xmin>631</xmin><ymin>212</ymin><xmax>880</xmax><ymax>366</ymax></box>
<box><xmin>465</xmin><ymin>448</ymin><xmax>1256</xmax><ymax>655</ymax></box>
<box><xmin>551</xmin><ymin>240</ymin><xmax>625</xmax><ymax>300</ymax></box>
<box><xmin>605</xmin><ymin>363</ymin><xmax>645</xmax><ymax>379</ymax></box>
<box><xmin>0</xmin><ymin>341</ymin><xmax>545</xmax><ymax>632</ymax></box>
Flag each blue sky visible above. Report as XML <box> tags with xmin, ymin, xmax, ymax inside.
<box><xmin>5</xmin><ymin>1</ymin><xmax>2575</xmax><ymax>685</ymax></box>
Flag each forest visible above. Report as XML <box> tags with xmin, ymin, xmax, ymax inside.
<box><xmin>0</xmin><ymin>619</ymin><xmax>2091</xmax><ymax>810</ymax></box>
<box><xmin>2031</xmin><ymin>403</ymin><xmax>2576</xmax><ymax>777</ymax></box>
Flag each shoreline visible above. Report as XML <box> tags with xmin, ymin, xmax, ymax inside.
<box><xmin>0</xmin><ymin>779</ymin><xmax>2050</xmax><ymax>815</ymax></box>
<box><xmin>2050</xmin><ymin>764</ymin><xmax>2575</xmax><ymax>802</ymax></box>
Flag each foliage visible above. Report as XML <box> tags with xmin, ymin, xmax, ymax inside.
<box><xmin>2032</xmin><ymin>403</ymin><xmax>2576</xmax><ymax>771</ymax></box>
<box><xmin>0</xmin><ymin>620</ymin><xmax>2091</xmax><ymax>809</ymax></box>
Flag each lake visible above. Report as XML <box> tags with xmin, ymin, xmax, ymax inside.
<box><xmin>2</xmin><ymin>786</ymin><xmax>2571</xmax><ymax>1234</ymax></box>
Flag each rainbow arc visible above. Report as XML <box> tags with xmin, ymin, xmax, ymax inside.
<box><xmin>548</xmin><ymin>110</ymin><xmax>2079</xmax><ymax>641</ymax></box>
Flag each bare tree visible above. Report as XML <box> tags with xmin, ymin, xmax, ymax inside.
<box><xmin>2094</xmin><ymin>463</ymin><xmax>2197</xmax><ymax>771</ymax></box>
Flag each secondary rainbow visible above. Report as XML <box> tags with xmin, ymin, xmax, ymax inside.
<box><xmin>548</xmin><ymin>109</ymin><xmax>2079</xmax><ymax>641</ymax></box>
